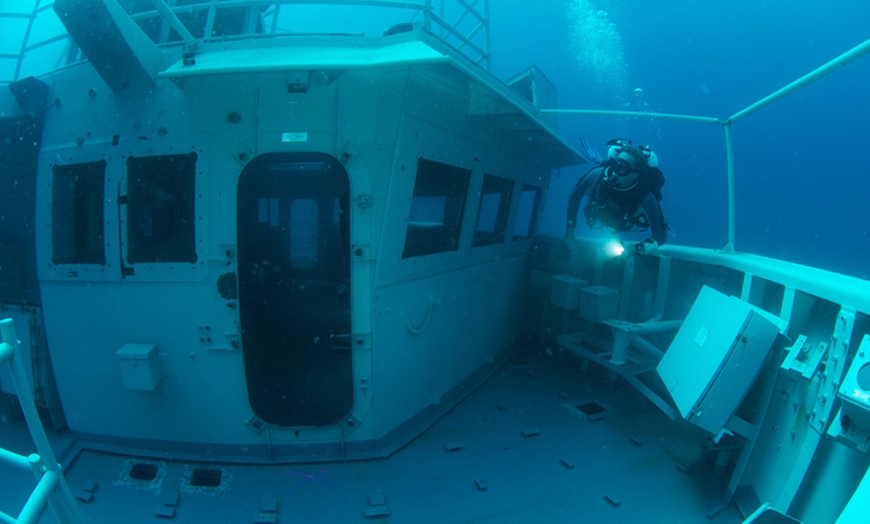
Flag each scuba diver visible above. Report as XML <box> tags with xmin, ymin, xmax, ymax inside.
<box><xmin>565</xmin><ymin>138</ymin><xmax>667</xmax><ymax>255</ymax></box>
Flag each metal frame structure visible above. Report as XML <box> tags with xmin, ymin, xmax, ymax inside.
<box><xmin>543</xmin><ymin>36</ymin><xmax>870</xmax><ymax>254</ymax></box>
<box><xmin>0</xmin><ymin>0</ymin><xmax>491</xmax><ymax>84</ymax></box>
<box><xmin>0</xmin><ymin>319</ymin><xmax>83</xmax><ymax>524</ymax></box>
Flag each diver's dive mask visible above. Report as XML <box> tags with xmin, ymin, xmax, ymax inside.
<box><xmin>613</xmin><ymin>158</ymin><xmax>634</xmax><ymax>177</ymax></box>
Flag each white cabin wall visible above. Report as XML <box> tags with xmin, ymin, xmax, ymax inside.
<box><xmin>34</xmin><ymin>60</ymin><xmax>428</xmax><ymax>450</ymax></box>
<box><xmin>36</xmin><ymin>66</ymin><xmax>261</xmax><ymax>445</ymax></box>
<box><xmin>366</xmin><ymin>65</ymin><xmax>551</xmax><ymax>439</ymax></box>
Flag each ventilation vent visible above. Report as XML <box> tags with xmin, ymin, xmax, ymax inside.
<box><xmin>568</xmin><ymin>400</ymin><xmax>610</xmax><ymax>421</ymax></box>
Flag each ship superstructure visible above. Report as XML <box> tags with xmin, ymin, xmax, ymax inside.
<box><xmin>1</xmin><ymin>2</ymin><xmax>870</xmax><ymax>523</ymax></box>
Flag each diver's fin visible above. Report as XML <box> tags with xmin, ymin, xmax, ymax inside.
<box><xmin>578</xmin><ymin>137</ymin><xmax>604</xmax><ymax>164</ymax></box>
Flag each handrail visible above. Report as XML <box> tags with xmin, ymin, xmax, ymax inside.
<box><xmin>726</xmin><ymin>36</ymin><xmax>870</xmax><ymax>124</ymax></box>
<box><xmin>0</xmin><ymin>319</ymin><xmax>84</xmax><ymax>524</ymax></box>
<box><xmin>0</xmin><ymin>0</ymin><xmax>491</xmax><ymax>84</ymax></box>
<box><xmin>540</xmin><ymin>108</ymin><xmax>722</xmax><ymax>126</ymax></box>
<box><xmin>544</xmin><ymin>36</ymin><xmax>870</xmax><ymax>255</ymax></box>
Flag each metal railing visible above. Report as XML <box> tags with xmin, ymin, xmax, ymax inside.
<box><xmin>0</xmin><ymin>318</ymin><xmax>83</xmax><ymax>524</ymax></box>
<box><xmin>542</xmin><ymin>35</ymin><xmax>870</xmax><ymax>254</ymax></box>
<box><xmin>0</xmin><ymin>0</ymin><xmax>491</xmax><ymax>84</ymax></box>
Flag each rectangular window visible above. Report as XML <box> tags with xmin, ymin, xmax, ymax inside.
<box><xmin>290</xmin><ymin>198</ymin><xmax>318</xmax><ymax>269</ymax></box>
<box><xmin>513</xmin><ymin>184</ymin><xmax>543</xmax><ymax>240</ymax></box>
<box><xmin>126</xmin><ymin>153</ymin><xmax>197</xmax><ymax>264</ymax></box>
<box><xmin>51</xmin><ymin>160</ymin><xmax>106</xmax><ymax>265</ymax></box>
<box><xmin>403</xmin><ymin>158</ymin><xmax>471</xmax><ymax>259</ymax></box>
<box><xmin>473</xmin><ymin>174</ymin><xmax>513</xmax><ymax>247</ymax></box>
<box><xmin>258</xmin><ymin>198</ymin><xmax>280</xmax><ymax>226</ymax></box>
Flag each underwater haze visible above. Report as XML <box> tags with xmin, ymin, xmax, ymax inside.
<box><xmin>2</xmin><ymin>0</ymin><xmax>869</xmax><ymax>278</ymax></box>
<box><xmin>489</xmin><ymin>0</ymin><xmax>870</xmax><ymax>279</ymax></box>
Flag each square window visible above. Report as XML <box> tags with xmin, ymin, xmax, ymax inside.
<box><xmin>513</xmin><ymin>184</ymin><xmax>543</xmax><ymax>240</ymax></box>
<box><xmin>403</xmin><ymin>158</ymin><xmax>471</xmax><ymax>259</ymax></box>
<box><xmin>126</xmin><ymin>153</ymin><xmax>197</xmax><ymax>264</ymax></box>
<box><xmin>473</xmin><ymin>174</ymin><xmax>513</xmax><ymax>247</ymax></box>
<box><xmin>51</xmin><ymin>160</ymin><xmax>106</xmax><ymax>265</ymax></box>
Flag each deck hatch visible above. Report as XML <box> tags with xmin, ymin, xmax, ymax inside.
<box><xmin>128</xmin><ymin>463</ymin><xmax>159</xmax><ymax>481</ymax></box>
<box><xmin>190</xmin><ymin>468</ymin><xmax>222</xmax><ymax>488</ymax></box>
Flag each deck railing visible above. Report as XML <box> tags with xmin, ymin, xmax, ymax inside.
<box><xmin>543</xmin><ymin>36</ymin><xmax>870</xmax><ymax>255</ymax></box>
<box><xmin>0</xmin><ymin>0</ymin><xmax>491</xmax><ymax>84</ymax></box>
<box><xmin>0</xmin><ymin>318</ymin><xmax>83</xmax><ymax>524</ymax></box>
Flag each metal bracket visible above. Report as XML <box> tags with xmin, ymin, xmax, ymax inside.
<box><xmin>781</xmin><ymin>334</ymin><xmax>828</xmax><ymax>380</ymax></box>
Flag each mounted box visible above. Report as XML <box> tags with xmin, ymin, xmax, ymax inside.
<box><xmin>116</xmin><ymin>344</ymin><xmax>160</xmax><ymax>391</ymax></box>
<box><xmin>657</xmin><ymin>286</ymin><xmax>783</xmax><ymax>435</ymax></box>
<box><xmin>550</xmin><ymin>275</ymin><xmax>588</xmax><ymax>310</ymax></box>
<box><xmin>578</xmin><ymin>286</ymin><xmax>619</xmax><ymax>323</ymax></box>
<box><xmin>833</xmin><ymin>335</ymin><xmax>870</xmax><ymax>443</ymax></box>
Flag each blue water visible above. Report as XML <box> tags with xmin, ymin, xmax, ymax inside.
<box><xmin>489</xmin><ymin>0</ymin><xmax>870</xmax><ymax>279</ymax></box>
<box><xmin>3</xmin><ymin>1</ymin><xmax>868</xmax><ymax>278</ymax></box>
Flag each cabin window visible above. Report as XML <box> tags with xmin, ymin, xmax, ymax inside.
<box><xmin>125</xmin><ymin>153</ymin><xmax>197</xmax><ymax>264</ymax></box>
<box><xmin>512</xmin><ymin>184</ymin><xmax>543</xmax><ymax>240</ymax></box>
<box><xmin>473</xmin><ymin>174</ymin><xmax>513</xmax><ymax>247</ymax></box>
<box><xmin>257</xmin><ymin>198</ymin><xmax>280</xmax><ymax>226</ymax></box>
<box><xmin>289</xmin><ymin>198</ymin><xmax>318</xmax><ymax>269</ymax></box>
<box><xmin>51</xmin><ymin>160</ymin><xmax>106</xmax><ymax>265</ymax></box>
<box><xmin>403</xmin><ymin>158</ymin><xmax>471</xmax><ymax>259</ymax></box>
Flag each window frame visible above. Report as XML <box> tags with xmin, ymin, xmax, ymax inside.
<box><xmin>50</xmin><ymin>160</ymin><xmax>107</xmax><ymax>266</ymax></box>
<box><xmin>402</xmin><ymin>157</ymin><xmax>472</xmax><ymax>259</ymax></box>
<box><xmin>472</xmin><ymin>173</ymin><xmax>514</xmax><ymax>248</ymax></box>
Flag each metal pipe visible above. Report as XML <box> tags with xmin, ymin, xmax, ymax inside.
<box><xmin>540</xmin><ymin>108</ymin><xmax>722</xmax><ymax>125</ymax></box>
<box><xmin>18</xmin><ymin>470</ymin><xmax>59</xmax><ymax>524</ymax></box>
<box><xmin>630</xmin><ymin>319</ymin><xmax>683</xmax><ymax>335</ymax></box>
<box><xmin>726</xmin><ymin>37</ymin><xmax>870</xmax><ymax>124</ymax></box>
<box><xmin>147</xmin><ymin>0</ymin><xmax>198</xmax><ymax>47</ymax></box>
<box><xmin>12</xmin><ymin>0</ymin><xmax>43</xmax><ymax>81</ymax></box>
<box><xmin>606</xmin><ymin>318</ymin><xmax>682</xmax><ymax>365</ymax></box>
<box><xmin>0</xmin><ymin>446</ymin><xmax>30</xmax><ymax>471</ymax></box>
<box><xmin>610</xmin><ymin>328</ymin><xmax>631</xmax><ymax>366</ymax></box>
<box><xmin>656</xmin><ymin>244</ymin><xmax>870</xmax><ymax>317</ymax></box>
<box><xmin>0</xmin><ymin>321</ymin><xmax>59</xmax><ymax>470</ymax></box>
<box><xmin>723</xmin><ymin>122</ymin><xmax>735</xmax><ymax>253</ymax></box>
<box><xmin>206</xmin><ymin>0</ymin><xmax>220</xmax><ymax>37</ymax></box>
<box><xmin>629</xmin><ymin>336</ymin><xmax>665</xmax><ymax>361</ymax></box>
<box><xmin>482</xmin><ymin>0</ymin><xmax>490</xmax><ymax>71</ymax></box>
<box><xmin>0</xmin><ymin>319</ymin><xmax>85</xmax><ymax>523</ymax></box>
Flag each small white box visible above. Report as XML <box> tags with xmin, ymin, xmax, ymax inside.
<box><xmin>116</xmin><ymin>344</ymin><xmax>160</xmax><ymax>391</ymax></box>
<box><xmin>550</xmin><ymin>275</ymin><xmax>588</xmax><ymax>310</ymax></box>
<box><xmin>578</xmin><ymin>286</ymin><xmax>619</xmax><ymax>322</ymax></box>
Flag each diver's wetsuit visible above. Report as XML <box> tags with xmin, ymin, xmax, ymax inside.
<box><xmin>566</xmin><ymin>164</ymin><xmax>667</xmax><ymax>245</ymax></box>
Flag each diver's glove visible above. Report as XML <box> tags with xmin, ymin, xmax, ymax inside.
<box><xmin>634</xmin><ymin>238</ymin><xmax>659</xmax><ymax>256</ymax></box>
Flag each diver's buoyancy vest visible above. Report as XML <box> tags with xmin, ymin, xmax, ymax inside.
<box><xmin>585</xmin><ymin>164</ymin><xmax>665</xmax><ymax>231</ymax></box>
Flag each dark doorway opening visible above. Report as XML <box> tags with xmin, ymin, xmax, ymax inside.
<box><xmin>237</xmin><ymin>153</ymin><xmax>352</xmax><ymax>427</ymax></box>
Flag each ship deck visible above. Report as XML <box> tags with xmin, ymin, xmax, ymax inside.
<box><xmin>2</xmin><ymin>348</ymin><xmax>745</xmax><ymax>523</ymax></box>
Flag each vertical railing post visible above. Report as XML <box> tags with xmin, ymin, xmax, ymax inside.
<box><xmin>12</xmin><ymin>0</ymin><xmax>43</xmax><ymax>81</ymax></box>
<box><xmin>723</xmin><ymin>122</ymin><xmax>736</xmax><ymax>253</ymax></box>
<box><xmin>482</xmin><ymin>0</ymin><xmax>491</xmax><ymax>71</ymax></box>
<box><xmin>423</xmin><ymin>0</ymin><xmax>433</xmax><ymax>33</ymax></box>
